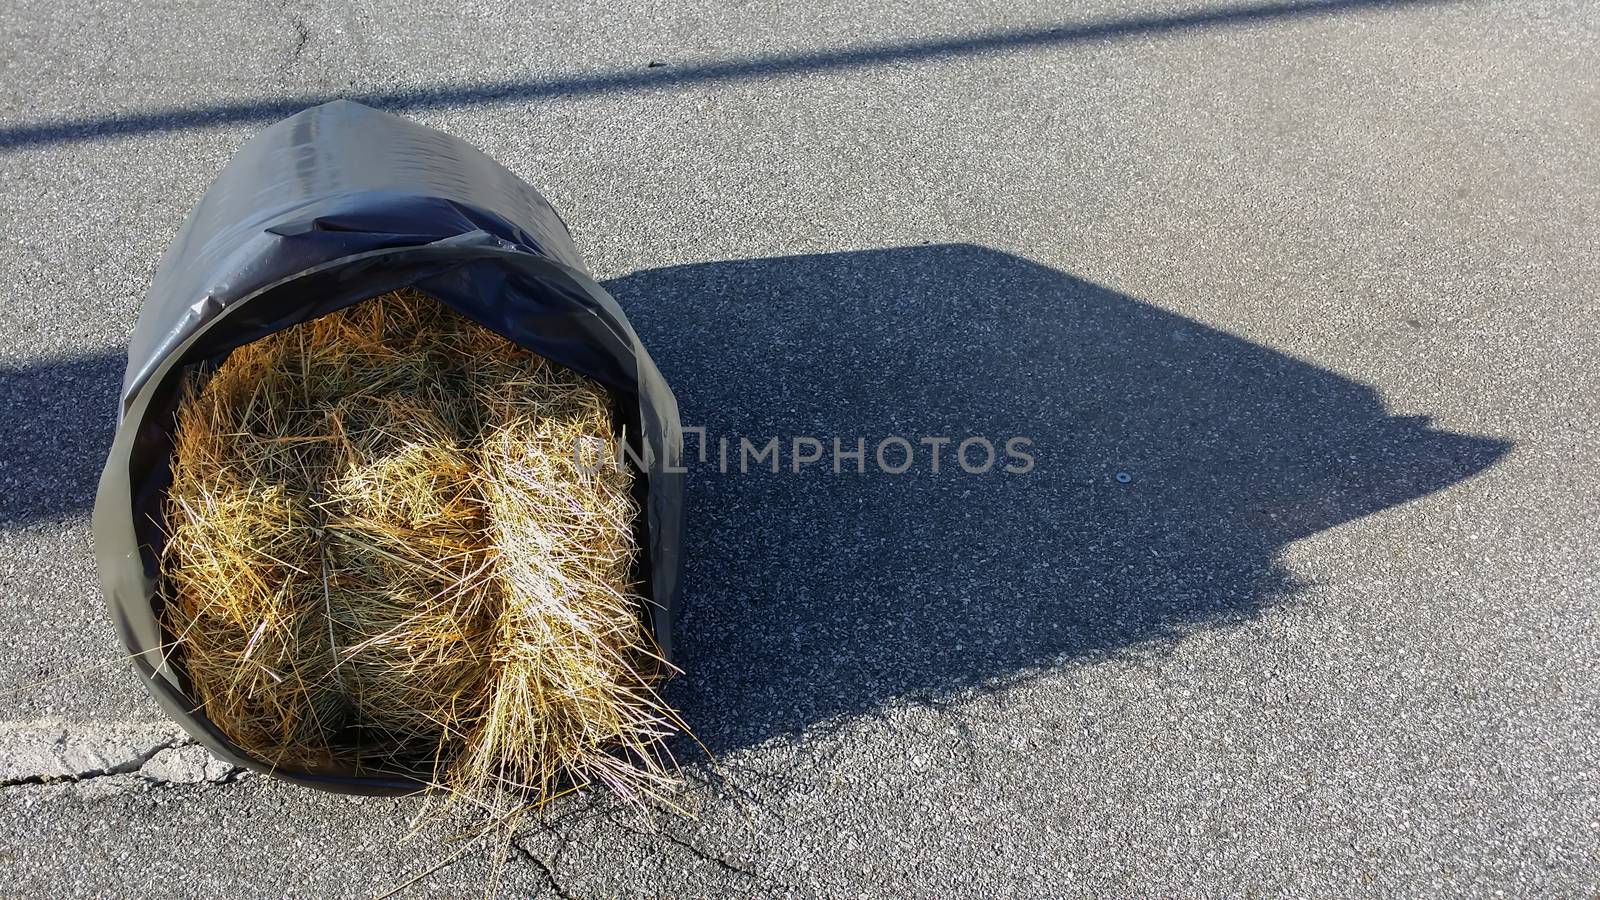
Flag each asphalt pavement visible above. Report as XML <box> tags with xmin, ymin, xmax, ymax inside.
<box><xmin>0</xmin><ymin>0</ymin><xmax>1596</xmax><ymax>895</ymax></box>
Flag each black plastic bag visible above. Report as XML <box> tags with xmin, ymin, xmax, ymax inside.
<box><xmin>92</xmin><ymin>100</ymin><xmax>684</xmax><ymax>793</ymax></box>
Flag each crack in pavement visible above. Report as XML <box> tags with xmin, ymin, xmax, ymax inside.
<box><xmin>0</xmin><ymin>720</ymin><xmax>242</xmax><ymax>789</ymax></box>
<box><xmin>511</xmin><ymin>839</ymin><xmax>577</xmax><ymax>900</ymax></box>
<box><xmin>288</xmin><ymin>15</ymin><xmax>310</xmax><ymax>61</ymax></box>
<box><xmin>607</xmin><ymin>815</ymin><xmax>788</xmax><ymax>890</ymax></box>
<box><xmin>656</xmin><ymin>829</ymin><xmax>759</xmax><ymax>878</ymax></box>
<box><xmin>0</xmin><ymin>737</ymin><xmax>184</xmax><ymax>787</ymax></box>
<box><xmin>268</xmin><ymin>0</ymin><xmax>310</xmax><ymax>71</ymax></box>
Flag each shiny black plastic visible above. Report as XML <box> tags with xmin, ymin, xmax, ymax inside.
<box><xmin>92</xmin><ymin>101</ymin><xmax>683</xmax><ymax>794</ymax></box>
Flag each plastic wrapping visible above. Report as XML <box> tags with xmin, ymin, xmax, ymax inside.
<box><xmin>92</xmin><ymin>100</ymin><xmax>683</xmax><ymax>793</ymax></box>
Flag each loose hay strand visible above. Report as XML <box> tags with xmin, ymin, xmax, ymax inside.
<box><xmin>161</xmin><ymin>287</ymin><xmax>683</xmax><ymax>808</ymax></box>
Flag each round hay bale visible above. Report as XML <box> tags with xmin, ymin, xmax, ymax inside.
<box><xmin>161</xmin><ymin>287</ymin><xmax>682</xmax><ymax>804</ymax></box>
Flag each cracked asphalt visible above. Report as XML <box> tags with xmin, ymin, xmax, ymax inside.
<box><xmin>1</xmin><ymin>0</ymin><xmax>1598</xmax><ymax>896</ymax></box>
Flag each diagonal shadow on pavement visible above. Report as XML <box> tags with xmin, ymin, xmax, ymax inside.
<box><xmin>0</xmin><ymin>0</ymin><xmax>1457</xmax><ymax>150</ymax></box>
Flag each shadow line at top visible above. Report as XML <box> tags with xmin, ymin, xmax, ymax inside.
<box><xmin>1</xmin><ymin>0</ymin><xmax>1451</xmax><ymax>151</ymax></box>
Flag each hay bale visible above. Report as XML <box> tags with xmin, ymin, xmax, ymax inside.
<box><xmin>161</xmin><ymin>287</ymin><xmax>680</xmax><ymax>804</ymax></box>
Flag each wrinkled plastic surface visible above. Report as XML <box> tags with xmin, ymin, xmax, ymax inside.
<box><xmin>93</xmin><ymin>101</ymin><xmax>683</xmax><ymax>794</ymax></box>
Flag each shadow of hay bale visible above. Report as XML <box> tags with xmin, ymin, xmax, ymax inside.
<box><xmin>604</xmin><ymin>243</ymin><xmax>1511</xmax><ymax>754</ymax></box>
<box><xmin>0</xmin><ymin>351</ymin><xmax>123</xmax><ymax>526</ymax></box>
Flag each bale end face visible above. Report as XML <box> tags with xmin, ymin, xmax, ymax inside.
<box><xmin>161</xmin><ymin>287</ymin><xmax>683</xmax><ymax>805</ymax></box>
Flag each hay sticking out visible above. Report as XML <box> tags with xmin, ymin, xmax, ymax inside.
<box><xmin>162</xmin><ymin>287</ymin><xmax>682</xmax><ymax>807</ymax></box>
